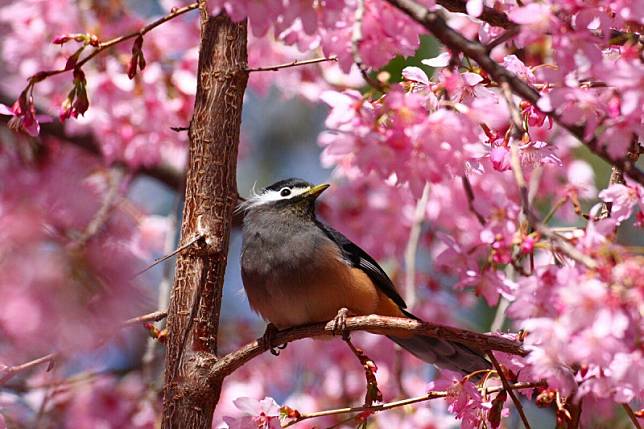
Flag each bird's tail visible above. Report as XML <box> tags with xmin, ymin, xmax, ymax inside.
<box><xmin>388</xmin><ymin>311</ymin><xmax>491</xmax><ymax>375</ymax></box>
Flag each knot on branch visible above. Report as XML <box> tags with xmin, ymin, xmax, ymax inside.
<box><xmin>174</xmin><ymin>351</ymin><xmax>220</xmax><ymax>408</ymax></box>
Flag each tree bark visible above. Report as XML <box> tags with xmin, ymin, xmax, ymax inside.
<box><xmin>161</xmin><ymin>6</ymin><xmax>248</xmax><ymax>429</ymax></box>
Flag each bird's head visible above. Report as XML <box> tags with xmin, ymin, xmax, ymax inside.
<box><xmin>237</xmin><ymin>178</ymin><xmax>330</xmax><ymax>216</ymax></box>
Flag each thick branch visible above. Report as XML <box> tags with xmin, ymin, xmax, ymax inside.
<box><xmin>437</xmin><ymin>0</ymin><xmax>642</xmax><ymax>45</ymax></box>
<box><xmin>386</xmin><ymin>0</ymin><xmax>644</xmax><ymax>186</ymax></box>
<box><xmin>210</xmin><ymin>315</ymin><xmax>527</xmax><ymax>381</ymax></box>
<box><xmin>160</xmin><ymin>8</ymin><xmax>248</xmax><ymax>429</ymax></box>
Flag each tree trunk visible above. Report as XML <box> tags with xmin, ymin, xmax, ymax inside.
<box><xmin>161</xmin><ymin>6</ymin><xmax>248</xmax><ymax>429</ymax></box>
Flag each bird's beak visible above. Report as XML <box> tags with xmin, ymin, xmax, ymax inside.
<box><xmin>306</xmin><ymin>183</ymin><xmax>330</xmax><ymax>199</ymax></box>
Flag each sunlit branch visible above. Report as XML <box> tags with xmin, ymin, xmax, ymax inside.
<box><xmin>386</xmin><ymin>0</ymin><xmax>644</xmax><ymax>186</ymax></box>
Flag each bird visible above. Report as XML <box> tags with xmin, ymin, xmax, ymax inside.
<box><xmin>239</xmin><ymin>178</ymin><xmax>491</xmax><ymax>375</ymax></box>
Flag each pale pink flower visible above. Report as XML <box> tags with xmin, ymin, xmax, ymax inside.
<box><xmin>599</xmin><ymin>183</ymin><xmax>643</xmax><ymax>224</ymax></box>
<box><xmin>223</xmin><ymin>397</ymin><xmax>282</xmax><ymax>429</ymax></box>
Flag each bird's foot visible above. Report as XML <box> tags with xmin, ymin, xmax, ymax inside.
<box><xmin>332</xmin><ymin>307</ymin><xmax>351</xmax><ymax>340</ymax></box>
<box><xmin>262</xmin><ymin>323</ymin><xmax>287</xmax><ymax>356</ymax></box>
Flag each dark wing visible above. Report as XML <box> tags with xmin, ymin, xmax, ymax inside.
<box><xmin>315</xmin><ymin>220</ymin><xmax>407</xmax><ymax>309</ymax></box>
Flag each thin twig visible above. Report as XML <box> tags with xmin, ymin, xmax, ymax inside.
<box><xmin>488</xmin><ymin>352</ymin><xmax>532</xmax><ymax>429</ymax></box>
<box><xmin>352</xmin><ymin>0</ymin><xmax>386</xmax><ymax>90</ymax></box>
<box><xmin>121</xmin><ymin>310</ymin><xmax>168</xmax><ymax>327</ymax></box>
<box><xmin>344</xmin><ymin>337</ymin><xmax>382</xmax><ymax>408</ymax></box>
<box><xmin>283</xmin><ymin>381</ymin><xmax>545</xmax><ymax>427</ymax></box>
<box><xmin>0</xmin><ymin>354</ymin><xmax>56</xmax><ymax>385</ymax></box>
<box><xmin>490</xmin><ymin>298</ymin><xmax>510</xmax><ymax>332</ymax></box>
<box><xmin>142</xmin><ymin>206</ymin><xmax>178</xmax><ymax>387</ymax></box>
<box><xmin>393</xmin><ymin>347</ymin><xmax>409</xmax><ymax>397</ymax></box>
<box><xmin>542</xmin><ymin>197</ymin><xmax>568</xmax><ymax>224</ymax></box>
<box><xmin>502</xmin><ymin>77</ymin><xmax>598</xmax><ymax>270</ymax></box>
<box><xmin>26</xmin><ymin>3</ymin><xmax>199</xmax><ymax>82</ymax></box>
<box><xmin>385</xmin><ymin>0</ymin><xmax>644</xmax><ymax>185</ymax></box>
<box><xmin>486</xmin><ymin>26</ymin><xmax>520</xmax><ymax>52</ymax></box>
<box><xmin>462</xmin><ymin>175</ymin><xmax>486</xmax><ymax>225</ymax></box>
<box><xmin>487</xmin><ymin>80</ymin><xmax>609</xmax><ymax>90</ymax></box>
<box><xmin>133</xmin><ymin>233</ymin><xmax>203</xmax><ymax>277</ymax></box>
<box><xmin>71</xmin><ymin>166</ymin><xmax>124</xmax><ymax>248</ymax></box>
<box><xmin>245</xmin><ymin>56</ymin><xmax>337</xmax><ymax>73</ymax></box>
<box><xmin>599</xmin><ymin>135</ymin><xmax>640</xmax><ymax>219</ymax></box>
<box><xmin>404</xmin><ymin>182</ymin><xmax>430</xmax><ymax>308</ymax></box>
<box><xmin>622</xmin><ymin>403</ymin><xmax>642</xmax><ymax>429</ymax></box>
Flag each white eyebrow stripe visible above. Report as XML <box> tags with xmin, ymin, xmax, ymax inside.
<box><xmin>236</xmin><ymin>185</ymin><xmax>311</xmax><ymax>212</ymax></box>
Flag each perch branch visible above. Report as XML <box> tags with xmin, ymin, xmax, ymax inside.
<box><xmin>210</xmin><ymin>315</ymin><xmax>527</xmax><ymax>381</ymax></box>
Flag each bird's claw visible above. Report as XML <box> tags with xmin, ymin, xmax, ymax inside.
<box><xmin>262</xmin><ymin>323</ymin><xmax>287</xmax><ymax>356</ymax></box>
<box><xmin>332</xmin><ymin>307</ymin><xmax>350</xmax><ymax>340</ymax></box>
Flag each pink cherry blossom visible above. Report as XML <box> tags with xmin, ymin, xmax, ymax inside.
<box><xmin>223</xmin><ymin>397</ymin><xmax>282</xmax><ymax>429</ymax></box>
<box><xmin>599</xmin><ymin>183</ymin><xmax>643</xmax><ymax>224</ymax></box>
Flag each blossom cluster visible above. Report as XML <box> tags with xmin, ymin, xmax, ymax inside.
<box><xmin>1</xmin><ymin>0</ymin><xmax>642</xmax><ymax>427</ymax></box>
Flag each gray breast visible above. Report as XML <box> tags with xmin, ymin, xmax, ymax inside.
<box><xmin>240</xmin><ymin>209</ymin><xmax>345</xmax><ymax>326</ymax></box>
<box><xmin>241</xmin><ymin>211</ymin><xmax>328</xmax><ymax>278</ymax></box>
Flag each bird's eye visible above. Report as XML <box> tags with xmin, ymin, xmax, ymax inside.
<box><xmin>280</xmin><ymin>188</ymin><xmax>291</xmax><ymax>197</ymax></box>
